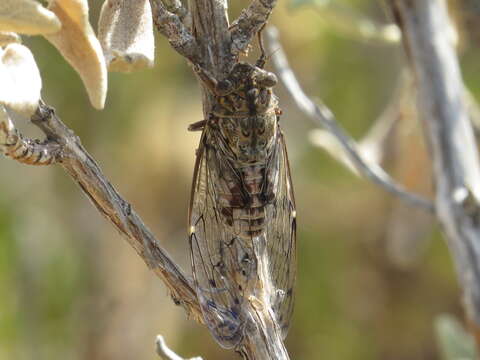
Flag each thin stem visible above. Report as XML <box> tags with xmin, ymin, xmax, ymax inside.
<box><xmin>188</xmin><ymin>0</ymin><xmax>232</xmax><ymax>75</ymax></box>
<box><xmin>150</xmin><ymin>0</ymin><xmax>201</xmax><ymax>64</ymax></box>
<box><xmin>230</xmin><ymin>0</ymin><xmax>278</xmax><ymax>55</ymax></box>
<box><xmin>310</xmin><ymin>72</ymin><xmax>408</xmax><ymax>176</ymax></box>
<box><xmin>30</xmin><ymin>101</ymin><xmax>203</xmax><ymax>322</ymax></box>
<box><xmin>265</xmin><ymin>26</ymin><xmax>435</xmax><ymax>214</ymax></box>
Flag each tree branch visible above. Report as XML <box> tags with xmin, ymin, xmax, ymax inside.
<box><xmin>230</xmin><ymin>0</ymin><xmax>277</xmax><ymax>55</ymax></box>
<box><xmin>29</xmin><ymin>101</ymin><xmax>203</xmax><ymax>323</ymax></box>
<box><xmin>188</xmin><ymin>0</ymin><xmax>232</xmax><ymax>75</ymax></box>
<box><xmin>389</xmin><ymin>0</ymin><xmax>480</xmax><ymax>343</ymax></box>
<box><xmin>150</xmin><ymin>0</ymin><xmax>201</xmax><ymax>64</ymax></box>
<box><xmin>265</xmin><ymin>27</ymin><xmax>435</xmax><ymax>214</ymax></box>
<box><xmin>309</xmin><ymin>72</ymin><xmax>408</xmax><ymax>177</ymax></box>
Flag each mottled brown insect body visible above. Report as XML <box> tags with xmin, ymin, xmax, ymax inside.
<box><xmin>189</xmin><ymin>62</ymin><xmax>296</xmax><ymax>349</ymax></box>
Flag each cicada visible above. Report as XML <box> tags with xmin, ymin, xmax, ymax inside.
<box><xmin>188</xmin><ymin>56</ymin><xmax>296</xmax><ymax>349</ymax></box>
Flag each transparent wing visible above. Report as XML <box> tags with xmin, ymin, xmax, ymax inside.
<box><xmin>189</xmin><ymin>127</ymin><xmax>296</xmax><ymax>345</ymax></box>
<box><xmin>264</xmin><ymin>130</ymin><xmax>297</xmax><ymax>338</ymax></box>
<box><xmin>189</xmin><ymin>132</ymin><xmax>248</xmax><ymax>349</ymax></box>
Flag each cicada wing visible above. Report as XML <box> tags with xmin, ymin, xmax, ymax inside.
<box><xmin>189</xmin><ymin>137</ymin><xmax>245</xmax><ymax>348</ymax></box>
<box><xmin>264</xmin><ymin>129</ymin><xmax>297</xmax><ymax>339</ymax></box>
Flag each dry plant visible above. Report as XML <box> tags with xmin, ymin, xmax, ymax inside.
<box><xmin>1</xmin><ymin>0</ymin><xmax>480</xmax><ymax>359</ymax></box>
<box><xmin>268</xmin><ymin>0</ymin><xmax>480</xmax><ymax>355</ymax></box>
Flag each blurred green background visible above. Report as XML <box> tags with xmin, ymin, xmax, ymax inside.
<box><xmin>2</xmin><ymin>0</ymin><xmax>480</xmax><ymax>359</ymax></box>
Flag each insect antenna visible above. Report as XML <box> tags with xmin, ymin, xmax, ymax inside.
<box><xmin>256</xmin><ymin>24</ymin><xmax>267</xmax><ymax>68</ymax></box>
<box><xmin>255</xmin><ymin>25</ymin><xmax>281</xmax><ymax>69</ymax></box>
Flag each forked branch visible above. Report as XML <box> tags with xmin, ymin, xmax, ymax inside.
<box><xmin>150</xmin><ymin>0</ymin><xmax>201</xmax><ymax>64</ymax></box>
<box><xmin>230</xmin><ymin>0</ymin><xmax>278</xmax><ymax>55</ymax></box>
<box><xmin>309</xmin><ymin>72</ymin><xmax>408</xmax><ymax>177</ymax></box>
<box><xmin>265</xmin><ymin>27</ymin><xmax>434</xmax><ymax>213</ymax></box>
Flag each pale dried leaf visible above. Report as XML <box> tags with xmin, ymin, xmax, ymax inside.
<box><xmin>0</xmin><ymin>32</ymin><xmax>21</xmax><ymax>46</ymax></box>
<box><xmin>0</xmin><ymin>44</ymin><xmax>41</xmax><ymax>115</ymax></box>
<box><xmin>45</xmin><ymin>0</ymin><xmax>107</xmax><ymax>109</ymax></box>
<box><xmin>98</xmin><ymin>0</ymin><xmax>154</xmax><ymax>72</ymax></box>
<box><xmin>0</xmin><ymin>0</ymin><xmax>61</xmax><ymax>35</ymax></box>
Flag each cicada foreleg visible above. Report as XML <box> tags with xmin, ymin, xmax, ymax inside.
<box><xmin>193</xmin><ymin>64</ymin><xmax>234</xmax><ymax>96</ymax></box>
<box><xmin>188</xmin><ymin>119</ymin><xmax>207</xmax><ymax>132</ymax></box>
<box><xmin>256</xmin><ymin>24</ymin><xmax>267</xmax><ymax>68</ymax></box>
<box><xmin>254</xmin><ymin>26</ymin><xmax>280</xmax><ymax>89</ymax></box>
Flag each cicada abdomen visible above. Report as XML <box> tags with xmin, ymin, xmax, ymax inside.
<box><xmin>189</xmin><ymin>61</ymin><xmax>296</xmax><ymax>349</ymax></box>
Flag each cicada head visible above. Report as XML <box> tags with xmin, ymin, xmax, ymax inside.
<box><xmin>216</xmin><ymin>62</ymin><xmax>278</xmax><ymax>96</ymax></box>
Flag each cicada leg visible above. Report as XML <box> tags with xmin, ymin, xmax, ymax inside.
<box><xmin>256</xmin><ymin>24</ymin><xmax>267</xmax><ymax>68</ymax></box>
<box><xmin>188</xmin><ymin>119</ymin><xmax>207</xmax><ymax>132</ymax></box>
<box><xmin>193</xmin><ymin>64</ymin><xmax>234</xmax><ymax>96</ymax></box>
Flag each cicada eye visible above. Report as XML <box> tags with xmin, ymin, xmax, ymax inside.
<box><xmin>257</xmin><ymin>72</ymin><xmax>278</xmax><ymax>88</ymax></box>
<box><xmin>216</xmin><ymin>79</ymin><xmax>233</xmax><ymax>95</ymax></box>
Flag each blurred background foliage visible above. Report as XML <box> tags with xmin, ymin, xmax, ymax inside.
<box><xmin>1</xmin><ymin>0</ymin><xmax>480</xmax><ymax>359</ymax></box>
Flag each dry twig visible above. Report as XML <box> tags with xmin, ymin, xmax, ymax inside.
<box><xmin>150</xmin><ymin>1</ymin><xmax>200</xmax><ymax>64</ymax></box>
<box><xmin>230</xmin><ymin>0</ymin><xmax>277</xmax><ymax>54</ymax></box>
<box><xmin>265</xmin><ymin>26</ymin><xmax>434</xmax><ymax>213</ymax></box>
<box><xmin>389</xmin><ymin>0</ymin><xmax>480</xmax><ymax>347</ymax></box>
<box><xmin>28</xmin><ymin>101</ymin><xmax>202</xmax><ymax>321</ymax></box>
<box><xmin>309</xmin><ymin>72</ymin><xmax>409</xmax><ymax>176</ymax></box>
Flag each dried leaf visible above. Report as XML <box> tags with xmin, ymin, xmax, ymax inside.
<box><xmin>0</xmin><ymin>0</ymin><xmax>61</xmax><ymax>35</ymax></box>
<box><xmin>45</xmin><ymin>0</ymin><xmax>107</xmax><ymax>109</ymax></box>
<box><xmin>0</xmin><ymin>32</ymin><xmax>21</xmax><ymax>46</ymax></box>
<box><xmin>98</xmin><ymin>0</ymin><xmax>155</xmax><ymax>72</ymax></box>
<box><xmin>0</xmin><ymin>43</ymin><xmax>42</xmax><ymax>115</ymax></box>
